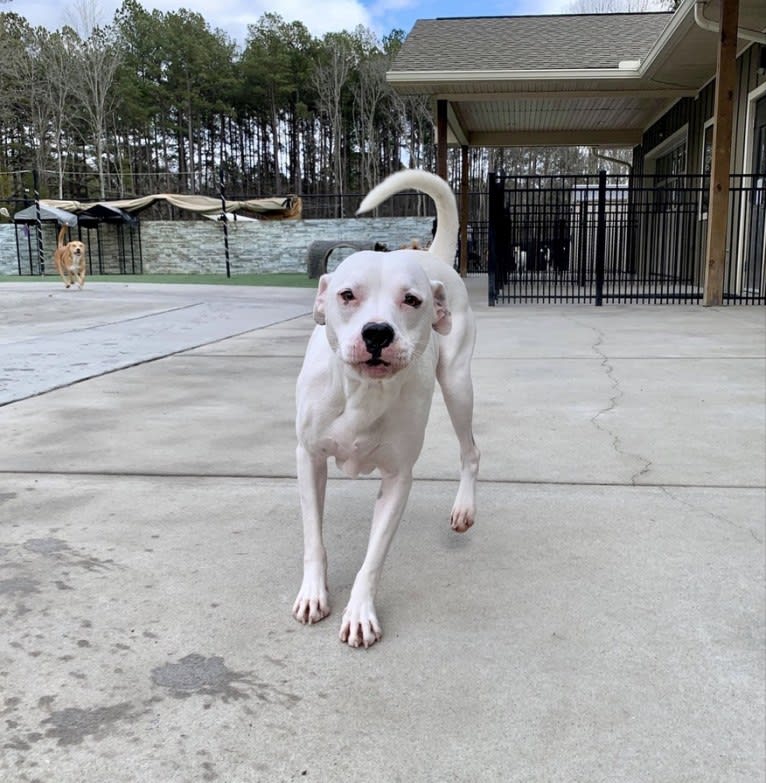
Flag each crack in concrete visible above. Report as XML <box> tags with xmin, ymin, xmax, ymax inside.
<box><xmin>568</xmin><ymin>316</ymin><xmax>654</xmax><ymax>484</ymax></box>
<box><xmin>659</xmin><ymin>486</ymin><xmax>764</xmax><ymax>544</ymax></box>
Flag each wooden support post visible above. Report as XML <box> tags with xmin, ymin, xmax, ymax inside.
<box><xmin>460</xmin><ymin>145</ymin><xmax>469</xmax><ymax>277</ymax></box>
<box><xmin>436</xmin><ymin>100</ymin><xmax>448</xmax><ymax>181</ymax></box>
<box><xmin>703</xmin><ymin>0</ymin><xmax>739</xmax><ymax>306</ymax></box>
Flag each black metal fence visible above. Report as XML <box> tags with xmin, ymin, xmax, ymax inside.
<box><xmin>486</xmin><ymin>171</ymin><xmax>765</xmax><ymax>305</ymax></box>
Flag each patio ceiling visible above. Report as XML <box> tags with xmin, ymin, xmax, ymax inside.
<box><xmin>387</xmin><ymin>0</ymin><xmax>766</xmax><ymax>148</ymax></box>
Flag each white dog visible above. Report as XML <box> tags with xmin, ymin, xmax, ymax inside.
<box><xmin>293</xmin><ymin>170</ymin><xmax>480</xmax><ymax>648</ymax></box>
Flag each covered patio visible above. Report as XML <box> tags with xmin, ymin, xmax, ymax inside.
<box><xmin>387</xmin><ymin>0</ymin><xmax>766</xmax><ymax>305</ymax></box>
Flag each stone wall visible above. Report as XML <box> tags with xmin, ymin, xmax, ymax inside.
<box><xmin>0</xmin><ymin>216</ymin><xmax>434</xmax><ymax>276</ymax></box>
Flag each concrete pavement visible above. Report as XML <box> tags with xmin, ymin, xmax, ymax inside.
<box><xmin>0</xmin><ymin>280</ymin><xmax>764</xmax><ymax>782</ymax></box>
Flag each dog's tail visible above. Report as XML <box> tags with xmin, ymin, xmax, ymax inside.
<box><xmin>57</xmin><ymin>225</ymin><xmax>68</xmax><ymax>249</ymax></box>
<box><xmin>356</xmin><ymin>170</ymin><xmax>458</xmax><ymax>265</ymax></box>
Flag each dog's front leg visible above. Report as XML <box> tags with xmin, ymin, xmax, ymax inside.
<box><xmin>292</xmin><ymin>444</ymin><xmax>331</xmax><ymax>625</ymax></box>
<box><xmin>55</xmin><ymin>261</ymin><xmax>71</xmax><ymax>288</ymax></box>
<box><xmin>340</xmin><ymin>471</ymin><xmax>413</xmax><ymax>648</ymax></box>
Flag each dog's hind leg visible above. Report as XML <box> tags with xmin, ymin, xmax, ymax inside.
<box><xmin>437</xmin><ymin>313</ymin><xmax>480</xmax><ymax>533</ymax></box>
<box><xmin>292</xmin><ymin>445</ymin><xmax>331</xmax><ymax>625</ymax></box>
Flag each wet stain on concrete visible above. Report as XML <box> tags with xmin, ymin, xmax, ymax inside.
<box><xmin>53</xmin><ymin>580</ymin><xmax>75</xmax><ymax>592</ymax></box>
<box><xmin>5</xmin><ymin>537</ymin><xmax>117</xmax><ymax>576</ymax></box>
<box><xmin>4</xmin><ymin>736</ymin><xmax>31</xmax><ymax>751</ymax></box>
<box><xmin>0</xmin><ymin>492</ymin><xmax>17</xmax><ymax>505</ymax></box>
<box><xmin>0</xmin><ymin>576</ymin><xmax>40</xmax><ymax>596</ymax></box>
<box><xmin>150</xmin><ymin>653</ymin><xmax>303</xmax><ymax>708</ymax></box>
<box><xmin>3</xmin><ymin>696</ymin><xmax>22</xmax><ymax>714</ymax></box>
<box><xmin>151</xmin><ymin>654</ymin><xmax>252</xmax><ymax>702</ymax></box>
<box><xmin>40</xmin><ymin>702</ymin><xmax>135</xmax><ymax>746</ymax></box>
<box><xmin>23</xmin><ymin>538</ymin><xmax>70</xmax><ymax>555</ymax></box>
<box><xmin>67</xmin><ymin>555</ymin><xmax>117</xmax><ymax>572</ymax></box>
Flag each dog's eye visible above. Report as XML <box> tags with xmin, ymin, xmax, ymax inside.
<box><xmin>403</xmin><ymin>293</ymin><xmax>422</xmax><ymax>308</ymax></box>
<box><xmin>339</xmin><ymin>289</ymin><xmax>355</xmax><ymax>303</ymax></box>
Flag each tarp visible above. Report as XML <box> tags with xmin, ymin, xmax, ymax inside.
<box><xmin>13</xmin><ymin>204</ymin><xmax>78</xmax><ymax>226</ymax></box>
<box><xmin>40</xmin><ymin>193</ymin><xmax>301</xmax><ymax>220</ymax></box>
<box><xmin>77</xmin><ymin>204</ymin><xmax>138</xmax><ymax>226</ymax></box>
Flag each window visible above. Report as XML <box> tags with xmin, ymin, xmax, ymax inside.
<box><xmin>654</xmin><ymin>142</ymin><xmax>686</xmax><ymax>212</ymax></box>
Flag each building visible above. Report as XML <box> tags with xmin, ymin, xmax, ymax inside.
<box><xmin>387</xmin><ymin>0</ymin><xmax>766</xmax><ymax>304</ymax></box>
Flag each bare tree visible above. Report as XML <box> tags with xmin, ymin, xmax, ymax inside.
<box><xmin>0</xmin><ymin>24</ymin><xmax>53</xmax><ymax>187</ymax></box>
<box><xmin>390</xmin><ymin>92</ymin><xmax>432</xmax><ymax>171</ymax></box>
<box><xmin>63</xmin><ymin>0</ymin><xmax>121</xmax><ymax>199</ymax></box>
<box><xmin>76</xmin><ymin>27</ymin><xmax>121</xmax><ymax>198</ymax></box>
<box><xmin>313</xmin><ymin>34</ymin><xmax>352</xmax><ymax>214</ymax></box>
<box><xmin>353</xmin><ymin>50</ymin><xmax>389</xmax><ymax>192</ymax></box>
<box><xmin>39</xmin><ymin>29</ymin><xmax>80</xmax><ymax>198</ymax></box>
<box><xmin>567</xmin><ymin>0</ymin><xmax>674</xmax><ymax>12</ymax></box>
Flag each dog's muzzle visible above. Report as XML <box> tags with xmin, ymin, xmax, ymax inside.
<box><xmin>361</xmin><ymin>322</ymin><xmax>394</xmax><ymax>366</ymax></box>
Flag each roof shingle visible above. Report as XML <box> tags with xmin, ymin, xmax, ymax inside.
<box><xmin>392</xmin><ymin>13</ymin><xmax>673</xmax><ymax>72</ymax></box>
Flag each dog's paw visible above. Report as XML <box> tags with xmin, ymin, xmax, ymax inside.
<box><xmin>450</xmin><ymin>504</ymin><xmax>475</xmax><ymax>533</ymax></box>
<box><xmin>292</xmin><ymin>571</ymin><xmax>330</xmax><ymax>625</ymax></box>
<box><xmin>339</xmin><ymin>600</ymin><xmax>382</xmax><ymax>649</ymax></box>
<box><xmin>292</xmin><ymin>591</ymin><xmax>330</xmax><ymax>625</ymax></box>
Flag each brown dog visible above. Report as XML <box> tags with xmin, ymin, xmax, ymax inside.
<box><xmin>53</xmin><ymin>225</ymin><xmax>86</xmax><ymax>289</ymax></box>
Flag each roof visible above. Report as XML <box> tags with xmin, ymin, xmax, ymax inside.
<box><xmin>40</xmin><ymin>193</ymin><xmax>302</xmax><ymax>220</ymax></box>
<box><xmin>77</xmin><ymin>204</ymin><xmax>138</xmax><ymax>226</ymax></box>
<box><xmin>386</xmin><ymin>0</ymin><xmax>766</xmax><ymax>148</ymax></box>
<box><xmin>393</xmin><ymin>13</ymin><xmax>671</xmax><ymax>73</ymax></box>
<box><xmin>13</xmin><ymin>204</ymin><xmax>78</xmax><ymax>226</ymax></box>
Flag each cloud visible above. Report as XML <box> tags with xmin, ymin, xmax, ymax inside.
<box><xmin>13</xmin><ymin>0</ymin><xmax>373</xmax><ymax>43</ymax></box>
<box><xmin>227</xmin><ymin>0</ymin><xmax>373</xmax><ymax>37</ymax></box>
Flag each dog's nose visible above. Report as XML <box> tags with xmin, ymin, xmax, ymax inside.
<box><xmin>361</xmin><ymin>322</ymin><xmax>394</xmax><ymax>355</ymax></box>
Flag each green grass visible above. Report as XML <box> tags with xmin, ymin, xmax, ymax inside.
<box><xmin>0</xmin><ymin>273</ymin><xmax>318</xmax><ymax>288</ymax></box>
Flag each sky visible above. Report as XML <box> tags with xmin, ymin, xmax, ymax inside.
<box><xmin>5</xmin><ymin>0</ymin><xmax>650</xmax><ymax>45</ymax></box>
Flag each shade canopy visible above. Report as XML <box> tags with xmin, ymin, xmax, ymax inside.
<box><xmin>13</xmin><ymin>204</ymin><xmax>78</xmax><ymax>226</ymax></box>
<box><xmin>76</xmin><ymin>204</ymin><xmax>138</xmax><ymax>227</ymax></box>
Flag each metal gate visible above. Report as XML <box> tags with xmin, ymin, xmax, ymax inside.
<box><xmin>486</xmin><ymin>171</ymin><xmax>765</xmax><ymax>305</ymax></box>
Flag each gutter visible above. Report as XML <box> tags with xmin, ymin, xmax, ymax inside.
<box><xmin>386</xmin><ymin>68</ymin><xmax>646</xmax><ymax>84</ymax></box>
<box><xmin>693</xmin><ymin>0</ymin><xmax>766</xmax><ymax>43</ymax></box>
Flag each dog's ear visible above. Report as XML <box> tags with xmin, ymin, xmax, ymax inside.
<box><xmin>431</xmin><ymin>281</ymin><xmax>451</xmax><ymax>335</ymax></box>
<box><xmin>313</xmin><ymin>274</ymin><xmax>331</xmax><ymax>325</ymax></box>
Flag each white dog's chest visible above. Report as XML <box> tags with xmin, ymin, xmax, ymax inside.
<box><xmin>322</xmin><ymin>416</ymin><xmax>391</xmax><ymax>477</ymax></box>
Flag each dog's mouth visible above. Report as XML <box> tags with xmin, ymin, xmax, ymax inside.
<box><xmin>353</xmin><ymin>356</ymin><xmax>396</xmax><ymax>378</ymax></box>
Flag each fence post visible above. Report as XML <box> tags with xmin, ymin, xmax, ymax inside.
<box><xmin>595</xmin><ymin>169</ymin><xmax>607</xmax><ymax>306</ymax></box>
<box><xmin>487</xmin><ymin>171</ymin><xmax>500</xmax><ymax>306</ymax></box>
<box><xmin>33</xmin><ymin>169</ymin><xmax>44</xmax><ymax>276</ymax></box>
<box><xmin>578</xmin><ymin>193</ymin><xmax>588</xmax><ymax>288</ymax></box>
<box><xmin>219</xmin><ymin>169</ymin><xmax>231</xmax><ymax>278</ymax></box>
